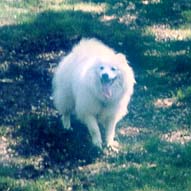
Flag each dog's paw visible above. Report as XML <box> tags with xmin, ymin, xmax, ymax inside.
<box><xmin>63</xmin><ymin>123</ymin><xmax>73</xmax><ymax>131</ymax></box>
<box><xmin>107</xmin><ymin>140</ymin><xmax>121</xmax><ymax>153</ymax></box>
<box><xmin>92</xmin><ymin>136</ymin><xmax>102</xmax><ymax>150</ymax></box>
<box><xmin>64</xmin><ymin>126</ymin><xmax>73</xmax><ymax>131</ymax></box>
<box><xmin>62</xmin><ymin>116</ymin><xmax>72</xmax><ymax>130</ymax></box>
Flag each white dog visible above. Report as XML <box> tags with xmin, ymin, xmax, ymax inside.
<box><xmin>52</xmin><ymin>38</ymin><xmax>135</xmax><ymax>150</ymax></box>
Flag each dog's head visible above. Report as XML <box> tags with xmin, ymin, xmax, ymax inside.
<box><xmin>87</xmin><ymin>53</ymin><xmax>135</xmax><ymax>103</ymax></box>
<box><xmin>94</xmin><ymin>63</ymin><xmax>122</xmax><ymax>100</ymax></box>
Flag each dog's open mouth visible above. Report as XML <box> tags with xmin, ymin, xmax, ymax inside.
<box><xmin>101</xmin><ymin>74</ymin><xmax>117</xmax><ymax>99</ymax></box>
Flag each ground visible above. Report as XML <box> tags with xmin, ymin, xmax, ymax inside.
<box><xmin>0</xmin><ymin>1</ymin><xmax>191</xmax><ymax>191</ymax></box>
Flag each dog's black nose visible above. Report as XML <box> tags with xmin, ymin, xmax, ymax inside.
<box><xmin>101</xmin><ymin>73</ymin><xmax>109</xmax><ymax>82</ymax></box>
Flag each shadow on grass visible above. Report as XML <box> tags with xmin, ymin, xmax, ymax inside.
<box><xmin>13</xmin><ymin>114</ymin><xmax>101</xmax><ymax>166</ymax></box>
<box><xmin>0</xmin><ymin>9</ymin><xmax>146</xmax><ymax>64</ymax></box>
<box><xmin>0</xmin><ymin>11</ymin><xmax>89</xmax><ymax>54</ymax></box>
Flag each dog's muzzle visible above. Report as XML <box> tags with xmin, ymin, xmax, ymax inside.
<box><xmin>100</xmin><ymin>73</ymin><xmax>117</xmax><ymax>99</ymax></box>
<box><xmin>101</xmin><ymin>73</ymin><xmax>117</xmax><ymax>84</ymax></box>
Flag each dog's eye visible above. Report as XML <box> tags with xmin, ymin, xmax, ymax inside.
<box><xmin>100</xmin><ymin>66</ymin><xmax>104</xmax><ymax>70</ymax></box>
<box><xmin>111</xmin><ymin>66</ymin><xmax>117</xmax><ymax>71</ymax></box>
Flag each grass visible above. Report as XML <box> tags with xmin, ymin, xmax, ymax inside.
<box><xmin>0</xmin><ymin>0</ymin><xmax>191</xmax><ymax>190</ymax></box>
<box><xmin>89</xmin><ymin>166</ymin><xmax>191</xmax><ymax>191</ymax></box>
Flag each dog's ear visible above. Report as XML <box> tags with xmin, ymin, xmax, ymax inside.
<box><xmin>116</xmin><ymin>53</ymin><xmax>136</xmax><ymax>85</ymax></box>
<box><xmin>116</xmin><ymin>53</ymin><xmax>128</xmax><ymax>65</ymax></box>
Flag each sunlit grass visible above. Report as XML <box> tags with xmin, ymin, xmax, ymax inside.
<box><xmin>162</xmin><ymin>130</ymin><xmax>191</xmax><ymax>144</ymax></box>
<box><xmin>62</xmin><ymin>2</ymin><xmax>106</xmax><ymax>13</ymax></box>
<box><xmin>0</xmin><ymin>3</ymin><xmax>30</xmax><ymax>26</ymax></box>
<box><xmin>0</xmin><ymin>1</ymin><xmax>106</xmax><ymax>26</ymax></box>
<box><xmin>145</xmin><ymin>25</ymin><xmax>191</xmax><ymax>41</ymax></box>
<box><xmin>142</xmin><ymin>0</ymin><xmax>161</xmax><ymax>5</ymax></box>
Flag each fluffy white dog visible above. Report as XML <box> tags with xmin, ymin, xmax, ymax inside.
<box><xmin>53</xmin><ymin>38</ymin><xmax>135</xmax><ymax>150</ymax></box>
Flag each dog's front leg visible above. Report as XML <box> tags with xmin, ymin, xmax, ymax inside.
<box><xmin>105</xmin><ymin>119</ymin><xmax>120</xmax><ymax>151</ymax></box>
<box><xmin>83</xmin><ymin>115</ymin><xmax>102</xmax><ymax>149</ymax></box>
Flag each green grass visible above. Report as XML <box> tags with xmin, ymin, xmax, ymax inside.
<box><xmin>87</xmin><ymin>140</ymin><xmax>191</xmax><ymax>191</ymax></box>
<box><xmin>0</xmin><ymin>0</ymin><xmax>191</xmax><ymax>191</ymax></box>
<box><xmin>89</xmin><ymin>166</ymin><xmax>191</xmax><ymax>191</ymax></box>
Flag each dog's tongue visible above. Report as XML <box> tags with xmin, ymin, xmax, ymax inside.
<box><xmin>103</xmin><ymin>83</ymin><xmax>112</xmax><ymax>98</ymax></box>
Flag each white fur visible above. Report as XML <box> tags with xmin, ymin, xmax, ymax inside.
<box><xmin>52</xmin><ymin>38</ymin><xmax>135</xmax><ymax>149</ymax></box>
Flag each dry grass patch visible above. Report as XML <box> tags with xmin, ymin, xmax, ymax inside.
<box><xmin>162</xmin><ymin>130</ymin><xmax>191</xmax><ymax>144</ymax></box>
<box><xmin>146</xmin><ymin>25</ymin><xmax>191</xmax><ymax>41</ymax></box>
